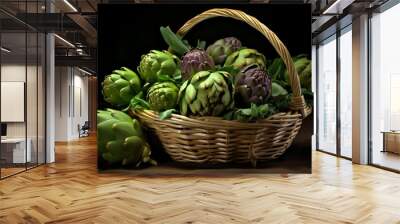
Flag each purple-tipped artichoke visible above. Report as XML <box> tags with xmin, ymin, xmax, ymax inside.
<box><xmin>181</xmin><ymin>49</ymin><xmax>215</xmax><ymax>80</ymax></box>
<box><xmin>235</xmin><ymin>65</ymin><xmax>272</xmax><ymax>107</ymax></box>
<box><xmin>206</xmin><ymin>37</ymin><xmax>242</xmax><ymax>65</ymax></box>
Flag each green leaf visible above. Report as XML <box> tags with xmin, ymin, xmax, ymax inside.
<box><xmin>240</xmin><ymin>108</ymin><xmax>252</xmax><ymax>116</ymax></box>
<box><xmin>270</xmin><ymin>94</ymin><xmax>291</xmax><ymax>111</ymax></box>
<box><xmin>130</xmin><ymin>95</ymin><xmax>150</xmax><ymax>111</ymax></box>
<box><xmin>222</xmin><ymin>111</ymin><xmax>234</xmax><ymax>120</ymax></box>
<box><xmin>196</xmin><ymin>39</ymin><xmax>206</xmax><ymax>50</ymax></box>
<box><xmin>160</xmin><ymin>26</ymin><xmax>190</xmax><ymax>56</ymax></box>
<box><xmin>272</xmin><ymin>82</ymin><xmax>288</xmax><ymax>97</ymax></box>
<box><xmin>258</xmin><ymin>104</ymin><xmax>269</xmax><ymax>116</ymax></box>
<box><xmin>159</xmin><ymin>109</ymin><xmax>176</xmax><ymax>120</ymax></box>
<box><xmin>250</xmin><ymin>103</ymin><xmax>259</xmax><ymax>118</ymax></box>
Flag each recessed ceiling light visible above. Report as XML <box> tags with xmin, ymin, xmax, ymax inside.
<box><xmin>63</xmin><ymin>0</ymin><xmax>78</xmax><ymax>12</ymax></box>
<box><xmin>78</xmin><ymin>67</ymin><xmax>92</xmax><ymax>76</ymax></box>
<box><xmin>1</xmin><ymin>47</ymin><xmax>11</xmax><ymax>53</ymax></box>
<box><xmin>54</xmin><ymin>34</ymin><xmax>75</xmax><ymax>48</ymax></box>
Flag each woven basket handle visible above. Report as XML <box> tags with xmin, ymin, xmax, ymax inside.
<box><xmin>176</xmin><ymin>8</ymin><xmax>308</xmax><ymax>117</ymax></box>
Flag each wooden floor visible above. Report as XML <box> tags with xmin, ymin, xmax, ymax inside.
<box><xmin>1</xmin><ymin>136</ymin><xmax>400</xmax><ymax>223</ymax></box>
<box><xmin>0</xmin><ymin>167</ymin><xmax>26</xmax><ymax>178</ymax></box>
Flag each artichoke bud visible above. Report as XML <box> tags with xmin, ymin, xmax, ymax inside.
<box><xmin>282</xmin><ymin>56</ymin><xmax>311</xmax><ymax>89</ymax></box>
<box><xmin>181</xmin><ymin>49</ymin><xmax>215</xmax><ymax>80</ymax></box>
<box><xmin>138</xmin><ymin>50</ymin><xmax>181</xmax><ymax>83</ymax></box>
<box><xmin>235</xmin><ymin>64</ymin><xmax>272</xmax><ymax>107</ymax></box>
<box><xmin>97</xmin><ymin>109</ymin><xmax>156</xmax><ymax>167</ymax></box>
<box><xmin>224</xmin><ymin>48</ymin><xmax>266</xmax><ymax>73</ymax></box>
<box><xmin>206</xmin><ymin>37</ymin><xmax>242</xmax><ymax>65</ymax></box>
<box><xmin>147</xmin><ymin>81</ymin><xmax>179</xmax><ymax>112</ymax></box>
<box><xmin>102</xmin><ymin>67</ymin><xmax>141</xmax><ymax>108</ymax></box>
<box><xmin>179</xmin><ymin>70</ymin><xmax>234</xmax><ymax>116</ymax></box>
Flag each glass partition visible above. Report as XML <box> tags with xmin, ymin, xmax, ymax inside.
<box><xmin>0</xmin><ymin>31</ymin><xmax>28</xmax><ymax>177</ymax></box>
<box><xmin>370</xmin><ymin>3</ymin><xmax>400</xmax><ymax>171</ymax></box>
<box><xmin>0</xmin><ymin>1</ymin><xmax>46</xmax><ymax>179</ymax></box>
<box><xmin>317</xmin><ymin>35</ymin><xmax>337</xmax><ymax>154</ymax></box>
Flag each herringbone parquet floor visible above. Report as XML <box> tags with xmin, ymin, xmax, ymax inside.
<box><xmin>1</xmin><ymin>136</ymin><xmax>400</xmax><ymax>224</ymax></box>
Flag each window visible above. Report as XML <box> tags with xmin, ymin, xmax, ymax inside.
<box><xmin>370</xmin><ymin>2</ymin><xmax>400</xmax><ymax>171</ymax></box>
<box><xmin>317</xmin><ymin>35</ymin><xmax>337</xmax><ymax>154</ymax></box>
<box><xmin>339</xmin><ymin>27</ymin><xmax>352</xmax><ymax>158</ymax></box>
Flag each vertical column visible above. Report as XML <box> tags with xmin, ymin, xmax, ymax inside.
<box><xmin>46</xmin><ymin>0</ymin><xmax>55</xmax><ymax>163</ymax></box>
<box><xmin>311</xmin><ymin>45</ymin><xmax>317</xmax><ymax>150</ymax></box>
<box><xmin>352</xmin><ymin>14</ymin><xmax>369</xmax><ymax>164</ymax></box>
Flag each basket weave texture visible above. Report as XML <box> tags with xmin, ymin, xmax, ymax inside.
<box><xmin>132</xmin><ymin>8</ymin><xmax>311</xmax><ymax>166</ymax></box>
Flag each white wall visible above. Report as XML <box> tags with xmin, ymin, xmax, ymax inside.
<box><xmin>1</xmin><ymin>64</ymin><xmax>42</xmax><ymax>138</ymax></box>
<box><xmin>55</xmin><ymin>67</ymin><xmax>89</xmax><ymax>141</ymax></box>
<box><xmin>55</xmin><ymin>66</ymin><xmax>69</xmax><ymax>141</ymax></box>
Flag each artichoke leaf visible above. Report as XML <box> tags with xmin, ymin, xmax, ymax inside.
<box><xmin>185</xmin><ymin>84</ymin><xmax>197</xmax><ymax>103</ymax></box>
<box><xmin>104</xmin><ymin>140</ymin><xmax>125</xmax><ymax>163</ymax></box>
<box><xmin>159</xmin><ymin>109</ymin><xmax>176</xmax><ymax>120</ymax></box>
<box><xmin>107</xmin><ymin>108</ymin><xmax>132</xmax><ymax>122</ymax></box>
<box><xmin>112</xmin><ymin>121</ymin><xmax>137</xmax><ymax>139</ymax></box>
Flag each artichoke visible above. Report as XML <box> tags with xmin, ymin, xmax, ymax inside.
<box><xmin>147</xmin><ymin>82</ymin><xmax>179</xmax><ymax>111</ymax></box>
<box><xmin>97</xmin><ymin>109</ymin><xmax>156</xmax><ymax>166</ymax></box>
<box><xmin>224</xmin><ymin>48</ymin><xmax>266</xmax><ymax>72</ymax></box>
<box><xmin>235</xmin><ymin>65</ymin><xmax>272</xmax><ymax>107</ymax></box>
<box><xmin>179</xmin><ymin>70</ymin><xmax>234</xmax><ymax>116</ymax></box>
<box><xmin>181</xmin><ymin>48</ymin><xmax>215</xmax><ymax>80</ymax></box>
<box><xmin>138</xmin><ymin>50</ymin><xmax>181</xmax><ymax>83</ymax></box>
<box><xmin>206</xmin><ymin>37</ymin><xmax>242</xmax><ymax>65</ymax></box>
<box><xmin>285</xmin><ymin>56</ymin><xmax>311</xmax><ymax>90</ymax></box>
<box><xmin>270</xmin><ymin>55</ymin><xmax>311</xmax><ymax>91</ymax></box>
<box><xmin>102</xmin><ymin>67</ymin><xmax>141</xmax><ymax>107</ymax></box>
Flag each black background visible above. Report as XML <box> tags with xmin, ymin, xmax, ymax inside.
<box><xmin>97</xmin><ymin>3</ymin><xmax>312</xmax><ymax>172</ymax></box>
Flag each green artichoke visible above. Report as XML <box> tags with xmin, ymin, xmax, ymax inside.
<box><xmin>179</xmin><ymin>70</ymin><xmax>234</xmax><ymax>116</ymax></box>
<box><xmin>102</xmin><ymin>67</ymin><xmax>141</xmax><ymax>107</ymax></box>
<box><xmin>235</xmin><ymin>65</ymin><xmax>272</xmax><ymax>107</ymax></box>
<box><xmin>138</xmin><ymin>50</ymin><xmax>181</xmax><ymax>83</ymax></box>
<box><xmin>224</xmin><ymin>48</ymin><xmax>266</xmax><ymax>72</ymax></box>
<box><xmin>285</xmin><ymin>56</ymin><xmax>311</xmax><ymax>90</ymax></box>
<box><xmin>269</xmin><ymin>55</ymin><xmax>311</xmax><ymax>91</ymax></box>
<box><xmin>147</xmin><ymin>82</ymin><xmax>179</xmax><ymax>111</ymax></box>
<box><xmin>206</xmin><ymin>37</ymin><xmax>242</xmax><ymax>65</ymax></box>
<box><xmin>97</xmin><ymin>109</ymin><xmax>156</xmax><ymax>166</ymax></box>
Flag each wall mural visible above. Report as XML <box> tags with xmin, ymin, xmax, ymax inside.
<box><xmin>97</xmin><ymin>3</ymin><xmax>312</xmax><ymax>173</ymax></box>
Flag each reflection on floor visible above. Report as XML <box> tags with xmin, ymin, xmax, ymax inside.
<box><xmin>0</xmin><ymin>167</ymin><xmax>25</xmax><ymax>178</ymax></box>
<box><xmin>373</xmin><ymin>150</ymin><xmax>400</xmax><ymax>171</ymax></box>
<box><xmin>0</xmin><ymin>136</ymin><xmax>400</xmax><ymax>223</ymax></box>
<box><xmin>0</xmin><ymin>163</ymin><xmax>41</xmax><ymax>178</ymax></box>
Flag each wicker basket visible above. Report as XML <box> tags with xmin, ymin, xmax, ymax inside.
<box><xmin>132</xmin><ymin>8</ymin><xmax>311</xmax><ymax>167</ymax></box>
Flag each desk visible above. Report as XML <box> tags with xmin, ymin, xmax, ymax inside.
<box><xmin>382</xmin><ymin>131</ymin><xmax>400</xmax><ymax>154</ymax></box>
<box><xmin>1</xmin><ymin>138</ymin><xmax>31</xmax><ymax>163</ymax></box>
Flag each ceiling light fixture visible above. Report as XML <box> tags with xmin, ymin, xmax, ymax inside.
<box><xmin>78</xmin><ymin>67</ymin><xmax>92</xmax><ymax>76</ymax></box>
<box><xmin>63</xmin><ymin>0</ymin><xmax>78</xmax><ymax>12</ymax></box>
<box><xmin>1</xmin><ymin>47</ymin><xmax>11</xmax><ymax>53</ymax></box>
<box><xmin>54</xmin><ymin>34</ymin><xmax>75</xmax><ymax>48</ymax></box>
<box><xmin>323</xmin><ymin>0</ymin><xmax>346</xmax><ymax>15</ymax></box>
